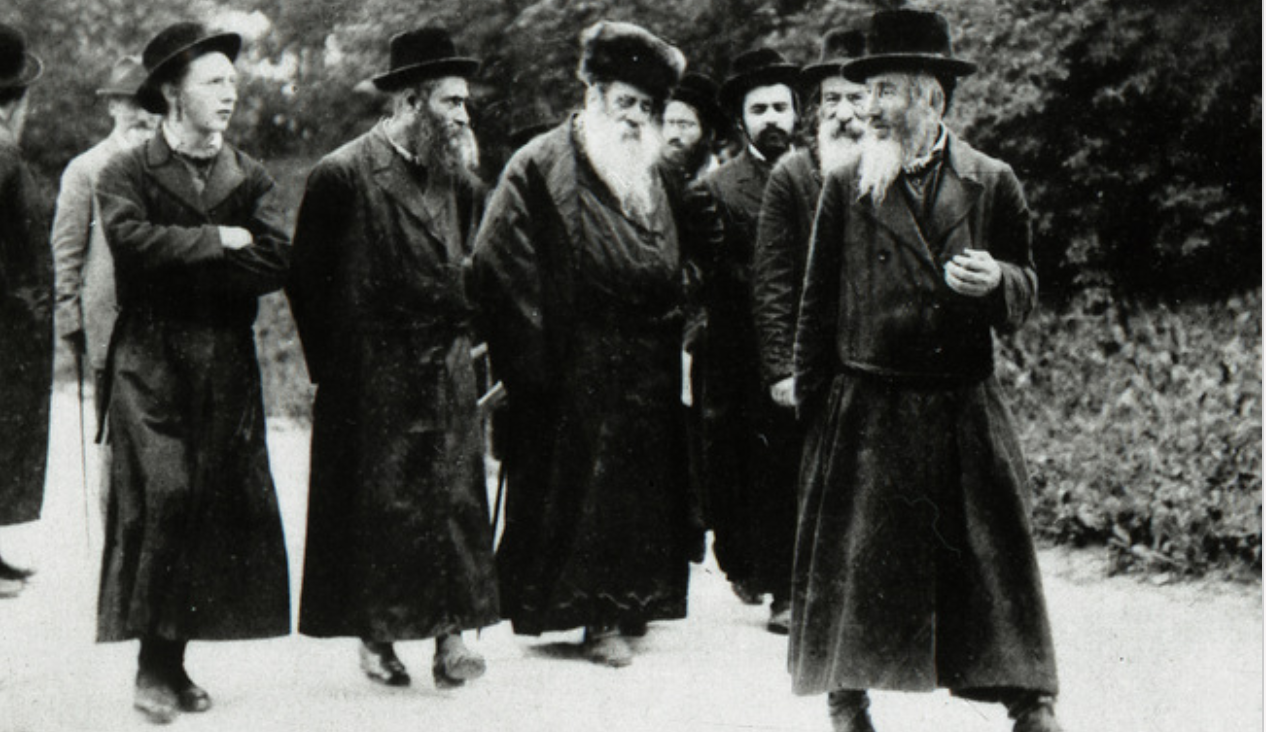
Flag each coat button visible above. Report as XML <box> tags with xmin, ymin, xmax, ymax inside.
<box><xmin>878</xmin><ymin>251</ymin><xmax>889</xmax><ymax>262</ymax></box>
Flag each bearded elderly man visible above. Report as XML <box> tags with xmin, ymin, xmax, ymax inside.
<box><xmin>288</xmin><ymin>27</ymin><xmax>498</xmax><ymax>690</ymax></box>
<box><xmin>792</xmin><ymin>10</ymin><xmax>1061</xmax><ymax>732</ymax></box>
<box><xmin>753</xmin><ymin>28</ymin><xmax>866</xmax><ymax>409</ymax></box>
<box><xmin>694</xmin><ymin>47</ymin><xmax>802</xmax><ymax>633</ymax></box>
<box><xmin>473</xmin><ymin>21</ymin><xmax>702</xmax><ymax>669</ymax></box>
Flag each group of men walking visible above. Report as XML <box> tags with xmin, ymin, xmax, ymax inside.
<box><xmin>0</xmin><ymin>9</ymin><xmax>1062</xmax><ymax>732</ymax></box>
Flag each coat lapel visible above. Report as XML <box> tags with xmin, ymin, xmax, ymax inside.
<box><xmin>864</xmin><ymin>186</ymin><xmax>939</xmax><ymax>271</ymax></box>
<box><xmin>144</xmin><ymin>136</ymin><xmax>206</xmax><ymax>216</ymax></box>
<box><xmin>201</xmin><ymin>146</ymin><xmax>247</xmax><ymax>211</ymax></box>
<box><xmin>926</xmin><ymin>143</ymin><xmax>982</xmax><ymax>256</ymax></box>
<box><xmin>368</xmin><ymin>129</ymin><xmax>449</xmax><ymax>259</ymax></box>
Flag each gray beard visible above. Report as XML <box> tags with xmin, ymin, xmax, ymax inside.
<box><xmin>816</xmin><ymin>122</ymin><xmax>861</xmax><ymax>179</ymax></box>
<box><xmin>424</xmin><ymin>124</ymin><xmax>481</xmax><ymax>187</ymax></box>
<box><xmin>855</xmin><ymin>133</ymin><xmax>905</xmax><ymax>204</ymax></box>
<box><xmin>578</xmin><ymin>104</ymin><xmax>663</xmax><ymax>222</ymax></box>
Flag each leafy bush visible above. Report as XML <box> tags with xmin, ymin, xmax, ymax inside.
<box><xmin>997</xmin><ymin>289</ymin><xmax>1262</xmax><ymax>578</ymax></box>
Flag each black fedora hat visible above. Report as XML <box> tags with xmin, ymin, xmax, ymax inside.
<box><xmin>718</xmin><ymin>48</ymin><xmax>800</xmax><ymax>115</ymax></box>
<box><xmin>0</xmin><ymin>24</ymin><xmax>43</xmax><ymax>90</ymax></box>
<box><xmin>669</xmin><ymin>72</ymin><xmax>724</xmax><ymax>133</ymax></box>
<box><xmin>96</xmin><ymin>56</ymin><xmax>147</xmax><ymax>99</ymax></box>
<box><xmin>577</xmin><ymin>21</ymin><xmax>685</xmax><ymax>102</ymax></box>
<box><xmin>800</xmin><ymin>27</ymin><xmax>866</xmax><ymax>89</ymax></box>
<box><xmin>137</xmin><ymin>23</ymin><xmax>242</xmax><ymax>114</ymax></box>
<box><xmin>372</xmin><ymin>27</ymin><xmax>479</xmax><ymax>92</ymax></box>
<box><xmin>843</xmin><ymin>9</ymin><xmax>976</xmax><ymax>83</ymax></box>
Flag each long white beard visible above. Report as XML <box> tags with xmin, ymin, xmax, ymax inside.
<box><xmin>855</xmin><ymin>133</ymin><xmax>905</xmax><ymax>204</ymax></box>
<box><xmin>579</xmin><ymin>103</ymin><xmax>664</xmax><ymax>222</ymax></box>
<box><xmin>816</xmin><ymin>121</ymin><xmax>862</xmax><ymax>179</ymax></box>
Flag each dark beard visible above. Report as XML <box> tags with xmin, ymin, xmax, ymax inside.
<box><xmin>663</xmin><ymin>140</ymin><xmax>711</xmax><ymax>181</ymax></box>
<box><xmin>752</xmin><ymin>125</ymin><xmax>792</xmax><ymax>161</ymax></box>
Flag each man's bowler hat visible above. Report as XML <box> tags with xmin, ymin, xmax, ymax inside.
<box><xmin>800</xmin><ymin>28</ymin><xmax>866</xmax><ymax>89</ymax></box>
<box><xmin>670</xmin><ymin>72</ymin><xmax>724</xmax><ymax>134</ymax></box>
<box><xmin>372</xmin><ymin>27</ymin><xmax>479</xmax><ymax>92</ymax></box>
<box><xmin>137</xmin><ymin>23</ymin><xmax>242</xmax><ymax>114</ymax></box>
<box><xmin>843</xmin><ymin>10</ymin><xmax>976</xmax><ymax>83</ymax></box>
<box><xmin>96</xmin><ymin>56</ymin><xmax>148</xmax><ymax>99</ymax></box>
<box><xmin>718</xmin><ymin>48</ymin><xmax>800</xmax><ymax>115</ymax></box>
<box><xmin>0</xmin><ymin>24</ymin><xmax>43</xmax><ymax>90</ymax></box>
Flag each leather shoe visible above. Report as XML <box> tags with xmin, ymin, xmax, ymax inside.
<box><xmin>0</xmin><ymin>577</ymin><xmax>25</xmax><ymax>598</ymax></box>
<box><xmin>1014</xmin><ymin>702</ymin><xmax>1063</xmax><ymax>732</ymax></box>
<box><xmin>731</xmin><ymin>580</ymin><xmax>764</xmax><ymax>606</ymax></box>
<box><xmin>432</xmin><ymin>636</ymin><xmax>486</xmax><ymax>689</ymax></box>
<box><xmin>134</xmin><ymin>670</ymin><xmax>179</xmax><ymax>724</ymax></box>
<box><xmin>583</xmin><ymin>627</ymin><xmax>633</xmax><ymax>668</ymax></box>
<box><xmin>828</xmin><ymin>690</ymin><xmax>875</xmax><ymax>732</ymax></box>
<box><xmin>175</xmin><ymin>680</ymin><xmax>211</xmax><ymax>713</ymax></box>
<box><xmin>359</xmin><ymin>641</ymin><xmax>411</xmax><ymax>687</ymax></box>
<box><xmin>767</xmin><ymin>603</ymin><xmax>791</xmax><ymax>635</ymax></box>
<box><xmin>0</xmin><ymin>559</ymin><xmax>34</xmax><ymax>581</ymax></box>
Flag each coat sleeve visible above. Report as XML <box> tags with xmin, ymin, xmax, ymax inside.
<box><xmin>97</xmin><ymin>154</ymin><xmax>224</xmax><ymax>273</ymax></box>
<box><xmin>287</xmin><ymin>158</ymin><xmax>353</xmax><ymax>385</ymax></box>
<box><xmin>752</xmin><ymin>160</ymin><xmax>799</xmax><ymax>385</ymax></box>
<box><xmin>793</xmin><ymin>169</ymin><xmax>845</xmax><ymax>413</ymax></box>
<box><xmin>215</xmin><ymin>162</ymin><xmax>291</xmax><ymax>298</ymax></box>
<box><xmin>470</xmin><ymin>156</ymin><xmax>552</xmax><ymax>397</ymax></box>
<box><xmin>49</xmin><ymin>157</ymin><xmax>92</xmax><ymax>338</ymax></box>
<box><xmin>987</xmin><ymin>165</ymin><xmax>1038</xmax><ymax>333</ymax></box>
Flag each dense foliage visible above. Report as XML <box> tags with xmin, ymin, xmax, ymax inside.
<box><xmin>998</xmin><ymin>289</ymin><xmax>1262</xmax><ymax>578</ymax></box>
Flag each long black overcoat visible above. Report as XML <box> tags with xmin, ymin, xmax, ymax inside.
<box><xmin>95</xmin><ymin>134</ymin><xmax>291</xmax><ymax>642</ymax></box>
<box><xmin>752</xmin><ymin>148</ymin><xmax>821</xmax><ymax>385</ymax></box>
<box><xmin>0</xmin><ymin>129</ymin><xmax>52</xmax><ymax>527</ymax></box>
<box><xmin>694</xmin><ymin>148</ymin><xmax>800</xmax><ymax>596</ymax></box>
<box><xmin>288</xmin><ymin>126</ymin><xmax>499</xmax><ymax>640</ymax></box>
<box><xmin>471</xmin><ymin>121</ymin><xmax>699</xmax><ymax>635</ymax></box>
<box><xmin>790</xmin><ymin>132</ymin><xmax>1058</xmax><ymax>698</ymax></box>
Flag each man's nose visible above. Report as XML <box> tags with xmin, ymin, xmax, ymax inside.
<box><xmin>453</xmin><ymin>104</ymin><xmax>470</xmax><ymax>126</ymax></box>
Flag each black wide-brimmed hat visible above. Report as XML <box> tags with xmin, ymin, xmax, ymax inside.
<box><xmin>800</xmin><ymin>27</ymin><xmax>866</xmax><ymax>89</ymax></box>
<box><xmin>96</xmin><ymin>56</ymin><xmax>147</xmax><ymax>99</ymax></box>
<box><xmin>669</xmin><ymin>72</ymin><xmax>724</xmax><ymax>133</ymax></box>
<box><xmin>372</xmin><ymin>27</ymin><xmax>479</xmax><ymax>92</ymax></box>
<box><xmin>137</xmin><ymin>23</ymin><xmax>242</xmax><ymax>114</ymax></box>
<box><xmin>0</xmin><ymin>24</ymin><xmax>43</xmax><ymax>90</ymax></box>
<box><xmin>843</xmin><ymin>9</ymin><xmax>976</xmax><ymax>83</ymax></box>
<box><xmin>577</xmin><ymin>21</ymin><xmax>685</xmax><ymax>102</ymax></box>
<box><xmin>718</xmin><ymin>48</ymin><xmax>800</xmax><ymax>115</ymax></box>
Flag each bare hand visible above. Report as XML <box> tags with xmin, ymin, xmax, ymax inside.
<box><xmin>944</xmin><ymin>248</ymin><xmax>1001</xmax><ymax>297</ymax></box>
<box><xmin>219</xmin><ymin>226</ymin><xmax>254</xmax><ymax>251</ymax></box>
<box><xmin>770</xmin><ymin>376</ymin><xmax>796</xmax><ymax>408</ymax></box>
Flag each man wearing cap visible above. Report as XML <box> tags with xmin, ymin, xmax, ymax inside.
<box><xmin>661</xmin><ymin>71</ymin><xmax>722</xmax><ymax>185</ymax></box>
<box><xmin>95</xmin><ymin>22</ymin><xmax>291</xmax><ymax>723</ymax></box>
<box><xmin>0</xmin><ymin>23</ymin><xmax>51</xmax><ymax>600</ymax></box>
<box><xmin>289</xmin><ymin>26</ymin><xmax>498</xmax><ymax>690</ymax></box>
<box><xmin>50</xmin><ymin>56</ymin><xmax>159</xmax><ymax>516</ymax></box>
<box><xmin>693</xmin><ymin>47</ymin><xmax>802</xmax><ymax>633</ymax></box>
<box><xmin>792</xmin><ymin>10</ymin><xmax>1062</xmax><ymax>732</ymax></box>
<box><xmin>753</xmin><ymin>28</ymin><xmax>866</xmax><ymax>412</ymax></box>
<box><xmin>473</xmin><ymin>20</ymin><xmax>701</xmax><ymax>668</ymax></box>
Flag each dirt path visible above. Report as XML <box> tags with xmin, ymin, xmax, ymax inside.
<box><xmin>0</xmin><ymin>388</ymin><xmax>1259</xmax><ymax>732</ymax></box>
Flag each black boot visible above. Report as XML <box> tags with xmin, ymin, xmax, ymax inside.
<box><xmin>359</xmin><ymin>640</ymin><xmax>411</xmax><ymax>686</ymax></box>
<box><xmin>827</xmin><ymin>689</ymin><xmax>875</xmax><ymax>732</ymax></box>
<box><xmin>134</xmin><ymin>639</ymin><xmax>179</xmax><ymax>724</ymax></box>
<box><xmin>165</xmin><ymin>641</ymin><xmax>211</xmax><ymax>713</ymax></box>
<box><xmin>1007</xmin><ymin>692</ymin><xmax>1063</xmax><ymax>732</ymax></box>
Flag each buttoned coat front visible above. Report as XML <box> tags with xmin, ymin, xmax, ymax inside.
<box><xmin>95</xmin><ymin>133</ymin><xmax>291</xmax><ymax>642</ymax></box>
<box><xmin>288</xmin><ymin>126</ymin><xmax>499</xmax><ymax>640</ymax></box>
<box><xmin>789</xmin><ymin>132</ymin><xmax>1057</xmax><ymax>698</ymax></box>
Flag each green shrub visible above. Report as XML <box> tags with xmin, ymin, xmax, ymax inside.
<box><xmin>997</xmin><ymin>289</ymin><xmax>1262</xmax><ymax>578</ymax></box>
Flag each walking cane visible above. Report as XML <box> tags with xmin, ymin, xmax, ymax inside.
<box><xmin>74</xmin><ymin>351</ymin><xmax>91</xmax><ymax>549</ymax></box>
